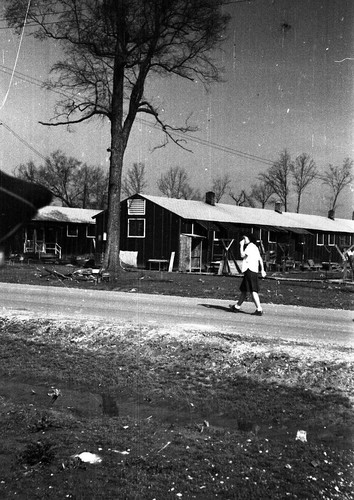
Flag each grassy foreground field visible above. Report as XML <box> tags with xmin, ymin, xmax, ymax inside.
<box><xmin>0</xmin><ymin>264</ymin><xmax>353</xmax><ymax>499</ymax></box>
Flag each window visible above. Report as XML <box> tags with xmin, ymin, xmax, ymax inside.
<box><xmin>339</xmin><ymin>234</ymin><xmax>351</xmax><ymax>247</ymax></box>
<box><xmin>86</xmin><ymin>224</ymin><xmax>96</xmax><ymax>238</ymax></box>
<box><xmin>316</xmin><ymin>233</ymin><xmax>324</xmax><ymax>246</ymax></box>
<box><xmin>67</xmin><ymin>225</ymin><xmax>78</xmax><ymax>237</ymax></box>
<box><xmin>328</xmin><ymin>233</ymin><xmax>335</xmax><ymax>246</ymax></box>
<box><xmin>268</xmin><ymin>231</ymin><xmax>276</xmax><ymax>243</ymax></box>
<box><xmin>128</xmin><ymin>198</ymin><xmax>146</xmax><ymax>215</ymax></box>
<box><xmin>128</xmin><ymin>218</ymin><xmax>145</xmax><ymax>238</ymax></box>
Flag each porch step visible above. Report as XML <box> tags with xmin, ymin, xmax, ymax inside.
<box><xmin>39</xmin><ymin>253</ymin><xmax>59</xmax><ymax>263</ymax></box>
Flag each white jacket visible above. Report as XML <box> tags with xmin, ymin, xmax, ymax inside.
<box><xmin>241</xmin><ymin>242</ymin><xmax>261</xmax><ymax>273</ymax></box>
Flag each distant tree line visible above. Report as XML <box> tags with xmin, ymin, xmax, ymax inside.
<box><xmin>15</xmin><ymin>148</ymin><xmax>352</xmax><ymax>214</ymax></box>
<box><xmin>122</xmin><ymin>148</ymin><xmax>352</xmax><ymax>213</ymax></box>
<box><xmin>14</xmin><ymin>150</ymin><xmax>108</xmax><ymax>209</ymax></box>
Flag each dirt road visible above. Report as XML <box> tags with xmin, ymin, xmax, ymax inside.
<box><xmin>1</xmin><ymin>282</ymin><xmax>353</xmax><ymax>346</ymax></box>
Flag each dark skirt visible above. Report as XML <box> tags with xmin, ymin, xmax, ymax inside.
<box><xmin>239</xmin><ymin>269</ymin><xmax>259</xmax><ymax>293</ymax></box>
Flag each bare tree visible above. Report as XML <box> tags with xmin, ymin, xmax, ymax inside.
<box><xmin>321</xmin><ymin>158</ymin><xmax>353</xmax><ymax>211</ymax></box>
<box><xmin>122</xmin><ymin>162</ymin><xmax>148</xmax><ymax>197</ymax></box>
<box><xmin>250</xmin><ymin>181</ymin><xmax>275</xmax><ymax>208</ymax></box>
<box><xmin>6</xmin><ymin>1</ymin><xmax>230</xmax><ymax>273</ymax></box>
<box><xmin>211</xmin><ymin>173</ymin><xmax>232</xmax><ymax>202</ymax></box>
<box><xmin>80</xmin><ymin>165</ymin><xmax>109</xmax><ymax>209</ymax></box>
<box><xmin>259</xmin><ymin>149</ymin><xmax>292</xmax><ymax>212</ymax></box>
<box><xmin>291</xmin><ymin>153</ymin><xmax>317</xmax><ymax>213</ymax></box>
<box><xmin>14</xmin><ymin>150</ymin><xmax>108</xmax><ymax>209</ymax></box>
<box><xmin>229</xmin><ymin>189</ymin><xmax>254</xmax><ymax>207</ymax></box>
<box><xmin>180</xmin><ymin>185</ymin><xmax>202</xmax><ymax>201</ymax></box>
<box><xmin>157</xmin><ymin>166</ymin><xmax>200</xmax><ymax>199</ymax></box>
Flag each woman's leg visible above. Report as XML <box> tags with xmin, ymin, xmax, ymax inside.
<box><xmin>237</xmin><ymin>291</ymin><xmax>247</xmax><ymax>307</ymax></box>
<box><xmin>251</xmin><ymin>291</ymin><xmax>262</xmax><ymax>311</ymax></box>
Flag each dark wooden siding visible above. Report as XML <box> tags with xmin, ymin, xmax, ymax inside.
<box><xmin>120</xmin><ymin>198</ymin><xmax>185</xmax><ymax>268</ymax></box>
<box><xmin>10</xmin><ymin>221</ymin><xmax>96</xmax><ymax>258</ymax></box>
<box><xmin>94</xmin><ymin>197</ymin><xmax>352</xmax><ymax>269</ymax></box>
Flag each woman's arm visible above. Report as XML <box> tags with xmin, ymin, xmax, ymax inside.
<box><xmin>240</xmin><ymin>239</ymin><xmax>247</xmax><ymax>259</ymax></box>
<box><xmin>259</xmin><ymin>254</ymin><xmax>266</xmax><ymax>277</ymax></box>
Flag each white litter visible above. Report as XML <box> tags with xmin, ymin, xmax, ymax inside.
<box><xmin>74</xmin><ymin>452</ymin><xmax>102</xmax><ymax>464</ymax></box>
<box><xmin>296</xmin><ymin>430</ymin><xmax>307</xmax><ymax>442</ymax></box>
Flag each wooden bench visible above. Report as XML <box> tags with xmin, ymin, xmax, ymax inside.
<box><xmin>148</xmin><ymin>259</ymin><xmax>169</xmax><ymax>271</ymax></box>
<box><xmin>307</xmin><ymin>259</ymin><xmax>322</xmax><ymax>271</ymax></box>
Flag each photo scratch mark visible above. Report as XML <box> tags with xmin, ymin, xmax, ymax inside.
<box><xmin>334</xmin><ymin>57</ymin><xmax>354</xmax><ymax>63</ymax></box>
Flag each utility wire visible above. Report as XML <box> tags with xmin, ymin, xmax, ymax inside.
<box><xmin>0</xmin><ymin>4</ymin><xmax>274</xmax><ymax>165</ymax></box>
<box><xmin>0</xmin><ymin>121</ymin><xmax>47</xmax><ymax>161</ymax></box>
<box><xmin>0</xmin><ymin>63</ymin><xmax>275</xmax><ymax>165</ymax></box>
<box><xmin>2</xmin><ymin>75</ymin><xmax>279</xmax><ymax>172</ymax></box>
<box><xmin>0</xmin><ymin>70</ymin><xmax>273</xmax><ymax>165</ymax></box>
<box><xmin>138</xmin><ymin>117</ymin><xmax>274</xmax><ymax>165</ymax></box>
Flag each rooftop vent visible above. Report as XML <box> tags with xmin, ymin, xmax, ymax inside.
<box><xmin>275</xmin><ymin>201</ymin><xmax>282</xmax><ymax>214</ymax></box>
<box><xmin>205</xmin><ymin>191</ymin><xmax>216</xmax><ymax>206</ymax></box>
<box><xmin>328</xmin><ymin>209</ymin><xmax>335</xmax><ymax>220</ymax></box>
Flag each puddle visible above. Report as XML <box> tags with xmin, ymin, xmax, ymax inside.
<box><xmin>0</xmin><ymin>378</ymin><xmax>353</xmax><ymax>450</ymax></box>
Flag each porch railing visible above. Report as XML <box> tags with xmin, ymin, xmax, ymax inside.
<box><xmin>23</xmin><ymin>241</ymin><xmax>62</xmax><ymax>260</ymax></box>
<box><xmin>44</xmin><ymin>243</ymin><xmax>62</xmax><ymax>260</ymax></box>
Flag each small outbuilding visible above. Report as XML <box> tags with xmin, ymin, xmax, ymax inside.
<box><xmin>8</xmin><ymin>206</ymin><xmax>101</xmax><ymax>262</ymax></box>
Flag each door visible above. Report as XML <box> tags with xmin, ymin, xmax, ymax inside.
<box><xmin>179</xmin><ymin>234</ymin><xmax>203</xmax><ymax>272</ymax></box>
<box><xmin>191</xmin><ymin>238</ymin><xmax>202</xmax><ymax>272</ymax></box>
<box><xmin>179</xmin><ymin>234</ymin><xmax>192</xmax><ymax>272</ymax></box>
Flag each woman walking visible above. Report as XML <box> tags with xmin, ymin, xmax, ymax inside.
<box><xmin>230</xmin><ymin>233</ymin><xmax>266</xmax><ymax>316</ymax></box>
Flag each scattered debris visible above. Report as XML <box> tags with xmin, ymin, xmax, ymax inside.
<box><xmin>72</xmin><ymin>268</ymin><xmax>97</xmax><ymax>281</ymax></box>
<box><xmin>73</xmin><ymin>452</ymin><xmax>102</xmax><ymax>464</ymax></box>
<box><xmin>42</xmin><ymin>268</ymin><xmax>72</xmax><ymax>281</ymax></box>
<box><xmin>40</xmin><ymin>266</ymin><xmax>103</xmax><ymax>283</ymax></box>
<box><xmin>157</xmin><ymin>441</ymin><xmax>171</xmax><ymax>453</ymax></box>
<box><xmin>197</xmin><ymin>420</ymin><xmax>210</xmax><ymax>433</ymax></box>
<box><xmin>296</xmin><ymin>430</ymin><xmax>307</xmax><ymax>442</ymax></box>
<box><xmin>48</xmin><ymin>388</ymin><xmax>62</xmax><ymax>403</ymax></box>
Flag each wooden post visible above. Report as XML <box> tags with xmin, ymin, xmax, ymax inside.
<box><xmin>168</xmin><ymin>252</ymin><xmax>175</xmax><ymax>272</ymax></box>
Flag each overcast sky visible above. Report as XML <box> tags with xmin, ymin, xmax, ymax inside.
<box><xmin>0</xmin><ymin>0</ymin><xmax>353</xmax><ymax>217</ymax></box>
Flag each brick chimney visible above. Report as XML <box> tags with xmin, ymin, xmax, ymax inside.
<box><xmin>275</xmin><ymin>201</ymin><xmax>282</xmax><ymax>214</ymax></box>
<box><xmin>205</xmin><ymin>191</ymin><xmax>216</xmax><ymax>206</ymax></box>
<box><xmin>328</xmin><ymin>209</ymin><xmax>335</xmax><ymax>220</ymax></box>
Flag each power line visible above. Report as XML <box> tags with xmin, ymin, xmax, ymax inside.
<box><xmin>0</xmin><ymin>4</ymin><xmax>275</xmax><ymax>165</ymax></box>
<box><xmin>0</xmin><ymin>121</ymin><xmax>47</xmax><ymax>161</ymax></box>
<box><xmin>0</xmin><ymin>64</ymin><xmax>70</xmax><ymax>99</ymax></box>
<box><xmin>138</xmin><ymin>117</ymin><xmax>274</xmax><ymax>165</ymax></box>
<box><xmin>0</xmin><ymin>70</ymin><xmax>275</xmax><ymax>166</ymax></box>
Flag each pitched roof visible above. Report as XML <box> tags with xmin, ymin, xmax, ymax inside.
<box><xmin>139</xmin><ymin>194</ymin><xmax>354</xmax><ymax>234</ymax></box>
<box><xmin>33</xmin><ymin>206</ymin><xmax>101</xmax><ymax>224</ymax></box>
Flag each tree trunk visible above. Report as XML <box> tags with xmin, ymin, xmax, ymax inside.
<box><xmin>103</xmin><ymin>135</ymin><xmax>124</xmax><ymax>274</ymax></box>
<box><xmin>103</xmin><ymin>29</ymin><xmax>126</xmax><ymax>274</ymax></box>
<box><xmin>296</xmin><ymin>194</ymin><xmax>301</xmax><ymax>213</ymax></box>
